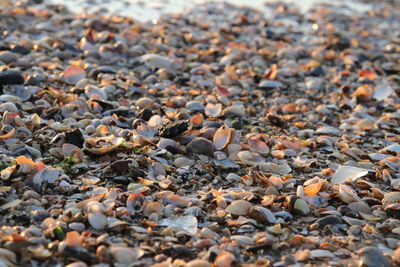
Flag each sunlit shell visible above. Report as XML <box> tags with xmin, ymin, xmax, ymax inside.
<box><xmin>190</xmin><ymin>114</ymin><xmax>203</xmax><ymax>127</ymax></box>
<box><xmin>0</xmin><ymin>128</ymin><xmax>15</xmax><ymax>140</ymax></box>
<box><xmin>165</xmin><ymin>194</ymin><xmax>190</xmax><ymax>208</ymax></box>
<box><xmin>337</xmin><ymin>184</ymin><xmax>360</xmax><ymax>204</ymax></box>
<box><xmin>331</xmin><ymin>165</ymin><xmax>369</xmax><ymax>184</ymax></box>
<box><xmin>225</xmin><ymin>200</ymin><xmax>251</xmax><ymax>216</ymax></box>
<box><xmin>380</xmin><ymin>157</ymin><xmax>400</xmax><ymax>172</ymax></box>
<box><xmin>241</xmin><ymin>175</ymin><xmax>253</xmax><ymax>186</ymax></box>
<box><xmin>227</xmin><ymin>143</ymin><xmax>242</xmax><ymax>154</ymax></box>
<box><xmin>213</xmin><ymin>125</ymin><xmax>235</xmax><ymax>151</ymax></box>
<box><xmin>214</xmin><ymin>251</ymin><xmax>235</xmax><ymax>267</ymax></box>
<box><xmin>143</xmin><ymin>202</ymin><xmax>163</xmax><ymax>217</ymax></box>
<box><xmin>382</xmin><ymin>192</ymin><xmax>400</xmax><ymax>206</ymax></box>
<box><xmin>222</xmin><ymin>105</ymin><xmax>245</xmax><ymax>118</ymax></box>
<box><xmin>237</xmin><ymin>151</ymin><xmax>265</xmax><ymax>165</ymax></box>
<box><xmin>304</xmin><ymin>182</ymin><xmax>323</xmax><ymax>196</ymax></box>
<box><xmin>186</xmin><ymin>259</ymin><xmax>212</xmax><ymax>267</ymax></box>
<box><xmin>248</xmin><ymin>139</ymin><xmax>270</xmax><ymax>155</ymax></box>
<box><xmin>84</xmin><ymin>136</ymin><xmax>126</xmax><ymax>155</ymax></box>
<box><xmin>269</xmin><ymin>176</ymin><xmax>283</xmax><ymax>189</ymax></box>
<box><xmin>136</xmin><ymin>97</ymin><xmax>154</xmax><ymax>109</ymax></box>
<box><xmin>294</xmin><ymin>199</ymin><xmax>310</xmax><ymax>215</ymax></box>
<box><xmin>64</xmin><ymin>66</ymin><xmax>86</xmax><ymax>85</ymax></box>
<box><xmin>66</xmin><ymin>231</ymin><xmax>81</xmax><ymax>247</ymax></box>
<box><xmin>353</xmin><ymin>84</ymin><xmax>372</xmax><ymax>100</ymax></box>
<box><xmin>205</xmin><ymin>103</ymin><xmax>222</xmax><ymax>117</ymax></box>
<box><xmin>88</xmin><ymin>213</ymin><xmax>107</xmax><ymax>230</ymax></box>
<box><xmin>110</xmin><ymin>246</ymin><xmax>144</xmax><ymax>264</ymax></box>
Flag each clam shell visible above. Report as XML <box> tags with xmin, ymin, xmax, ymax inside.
<box><xmin>348</xmin><ymin>201</ymin><xmax>372</xmax><ymax>215</ymax></box>
<box><xmin>227</xmin><ymin>143</ymin><xmax>242</xmax><ymax>154</ymax></box>
<box><xmin>225</xmin><ymin>200</ymin><xmax>251</xmax><ymax>216</ymax></box>
<box><xmin>237</xmin><ymin>151</ymin><xmax>265</xmax><ymax>165</ymax></box>
<box><xmin>380</xmin><ymin>157</ymin><xmax>400</xmax><ymax>172</ymax></box>
<box><xmin>382</xmin><ymin>192</ymin><xmax>400</xmax><ymax>206</ymax></box>
<box><xmin>109</xmin><ymin>246</ymin><xmax>144</xmax><ymax>264</ymax></box>
<box><xmin>143</xmin><ymin>202</ymin><xmax>163</xmax><ymax>217</ymax></box>
<box><xmin>304</xmin><ymin>182</ymin><xmax>322</xmax><ymax>196</ymax></box>
<box><xmin>331</xmin><ymin>165</ymin><xmax>369</xmax><ymax>184</ymax></box>
<box><xmin>213</xmin><ymin>125</ymin><xmax>235</xmax><ymax>151</ymax></box>
<box><xmin>88</xmin><ymin>212</ymin><xmax>107</xmax><ymax>230</ymax></box>
<box><xmin>205</xmin><ymin>103</ymin><xmax>222</xmax><ymax>117</ymax></box>
<box><xmin>248</xmin><ymin>139</ymin><xmax>270</xmax><ymax>155</ymax></box>
<box><xmin>337</xmin><ymin>184</ymin><xmax>360</xmax><ymax>204</ymax></box>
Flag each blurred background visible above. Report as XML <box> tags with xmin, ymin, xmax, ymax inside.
<box><xmin>42</xmin><ymin>0</ymin><xmax>372</xmax><ymax>22</ymax></box>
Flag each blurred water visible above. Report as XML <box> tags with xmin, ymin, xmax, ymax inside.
<box><xmin>48</xmin><ymin>0</ymin><xmax>372</xmax><ymax>21</ymax></box>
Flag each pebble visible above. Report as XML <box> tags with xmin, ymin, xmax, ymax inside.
<box><xmin>357</xmin><ymin>247</ymin><xmax>391</xmax><ymax>267</ymax></box>
<box><xmin>0</xmin><ymin>69</ymin><xmax>24</xmax><ymax>85</ymax></box>
<box><xmin>0</xmin><ymin>51</ymin><xmax>17</xmax><ymax>64</ymax></box>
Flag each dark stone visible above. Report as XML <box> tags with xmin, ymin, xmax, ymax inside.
<box><xmin>65</xmin><ymin>129</ymin><xmax>84</xmax><ymax>148</ymax></box>
<box><xmin>110</xmin><ymin>160</ymin><xmax>130</xmax><ymax>174</ymax></box>
<box><xmin>102</xmin><ymin>109</ymin><xmax>136</xmax><ymax>118</ymax></box>
<box><xmin>10</xmin><ymin>45</ymin><xmax>30</xmax><ymax>55</ymax></box>
<box><xmin>113</xmin><ymin>176</ymin><xmax>130</xmax><ymax>185</ymax></box>
<box><xmin>267</xmin><ymin>114</ymin><xmax>287</xmax><ymax>128</ymax></box>
<box><xmin>0</xmin><ymin>69</ymin><xmax>24</xmax><ymax>86</ymax></box>
<box><xmin>315</xmin><ymin>215</ymin><xmax>343</xmax><ymax>228</ymax></box>
<box><xmin>137</xmin><ymin>108</ymin><xmax>153</xmax><ymax>121</ymax></box>
<box><xmin>310</xmin><ymin>66</ymin><xmax>325</xmax><ymax>77</ymax></box>
<box><xmin>31</xmin><ymin>210</ymin><xmax>50</xmax><ymax>223</ymax></box>
<box><xmin>163</xmin><ymin>245</ymin><xmax>193</xmax><ymax>259</ymax></box>
<box><xmin>158</xmin><ymin>120</ymin><xmax>189</xmax><ymax>138</ymax></box>
<box><xmin>64</xmin><ymin>245</ymin><xmax>91</xmax><ymax>263</ymax></box>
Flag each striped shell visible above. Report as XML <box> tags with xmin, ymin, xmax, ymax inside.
<box><xmin>382</xmin><ymin>192</ymin><xmax>400</xmax><ymax>206</ymax></box>
<box><xmin>227</xmin><ymin>143</ymin><xmax>242</xmax><ymax>154</ymax></box>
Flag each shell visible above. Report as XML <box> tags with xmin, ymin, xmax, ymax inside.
<box><xmin>227</xmin><ymin>143</ymin><xmax>242</xmax><ymax>154</ymax></box>
<box><xmin>109</xmin><ymin>246</ymin><xmax>144</xmax><ymax>264</ymax></box>
<box><xmin>248</xmin><ymin>206</ymin><xmax>277</xmax><ymax>224</ymax></box>
<box><xmin>382</xmin><ymin>192</ymin><xmax>400</xmax><ymax>206</ymax></box>
<box><xmin>304</xmin><ymin>182</ymin><xmax>323</xmax><ymax>196</ymax></box>
<box><xmin>213</xmin><ymin>125</ymin><xmax>235</xmax><ymax>150</ymax></box>
<box><xmin>143</xmin><ymin>202</ymin><xmax>163</xmax><ymax>217</ymax></box>
<box><xmin>337</xmin><ymin>184</ymin><xmax>360</xmax><ymax>204</ymax></box>
<box><xmin>248</xmin><ymin>139</ymin><xmax>270</xmax><ymax>155</ymax></box>
<box><xmin>205</xmin><ymin>103</ymin><xmax>222</xmax><ymax>117</ymax></box>
<box><xmin>237</xmin><ymin>151</ymin><xmax>265</xmax><ymax>165</ymax></box>
<box><xmin>88</xmin><ymin>213</ymin><xmax>107</xmax><ymax>230</ymax></box>
<box><xmin>225</xmin><ymin>200</ymin><xmax>251</xmax><ymax>216</ymax></box>
<box><xmin>331</xmin><ymin>165</ymin><xmax>369</xmax><ymax>184</ymax></box>
<box><xmin>348</xmin><ymin>201</ymin><xmax>372</xmax><ymax>215</ymax></box>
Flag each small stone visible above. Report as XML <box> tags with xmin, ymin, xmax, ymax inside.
<box><xmin>185</xmin><ymin>101</ymin><xmax>205</xmax><ymax>112</ymax></box>
<box><xmin>258</xmin><ymin>79</ymin><xmax>283</xmax><ymax>90</ymax></box>
<box><xmin>0</xmin><ymin>102</ymin><xmax>18</xmax><ymax>113</ymax></box>
<box><xmin>0</xmin><ymin>51</ymin><xmax>17</xmax><ymax>64</ymax></box>
<box><xmin>0</xmin><ymin>69</ymin><xmax>24</xmax><ymax>86</ymax></box>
